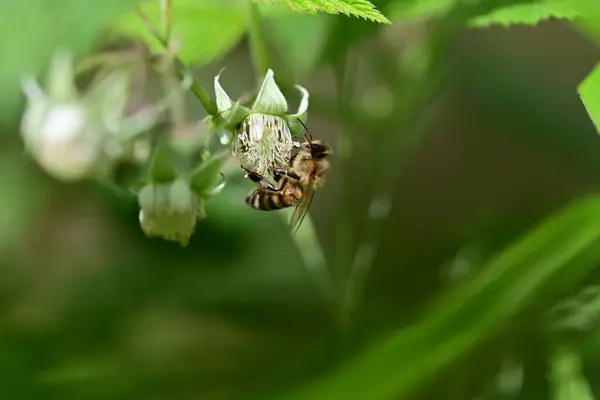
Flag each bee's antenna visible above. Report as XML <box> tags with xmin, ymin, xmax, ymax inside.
<box><xmin>296</xmin><ymin>118</ymin><xmax>312</xmax><ymax>142</ymax></box>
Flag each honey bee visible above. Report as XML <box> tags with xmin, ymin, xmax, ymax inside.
<box><xmin>243</xmin><ymin>119</ymin><xmax>332</xmax><ymax>233</ymax></box>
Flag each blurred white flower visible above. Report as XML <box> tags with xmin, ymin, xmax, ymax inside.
<box><xmin>20</xmin><ymin>49</ymin><xmax>161</xmax><ymax>182</ymax></box>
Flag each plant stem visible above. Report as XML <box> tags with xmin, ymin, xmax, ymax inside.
<box><xmin>280</xmin><ymin>210</ymin><xmax>335</xmax><ymax>308</ymax></box>
<box><xmin>135</xmin><ymin>5</ymin><xmax>217</xmax><ymax>116</ymax></box>
<box><xmin>338</xmin><ymin>38</ymin><xmax>443</xmax><ymax>327</ymax></box>
<box><xmin>160</xmin><ymin>0</ymin><xmax>173</xmax><ymax>44</ymax></box>
<box><xmin>333</xmin><ymin>53</ymin><xmax>356</xmax><ymax>330</ymax></box>
<box><xmin>75</xmin><ymin>51</ymin><xmax>139</xmax><ymax>75</ymax></box>
<box><xmin>247</xmin><ymin>0</ymin><xmax>271</xmax><ymax>76</ymax></box>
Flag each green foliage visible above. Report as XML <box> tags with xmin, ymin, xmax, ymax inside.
<box><xmin>385</xmin><ymin>0</ymin><xmax>455</xmax><ymax>21</ymax></box>
<box><xmin>253</xmin><ymin>0</ymin><xmax>390</xmax><ymax>23</ymax></box>
<box><xmin>111</xmin><ymin>0</ymin><xmax>248</xmax><ymax>66</ymax></box>
<box><xmin>468</xmin><ymin>1</ymin><xmax>580</xmax><ymax>28</ymax></box>
<box><xmin>281</xmin><ymin>196</ymin><xmax>600</xmax><ymax>399</ymax></box>
<box><xmin>0</xmin><ymin>0</ymin><xmax>133</xmax><ymax>122</ymax></box>
<box><xmin>578</xmin><ymin>63</ymin><xmax>600</xmax><ymax>135</ymax></box>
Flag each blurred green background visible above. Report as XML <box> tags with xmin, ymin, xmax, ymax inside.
<box><xmin>2</xmin><ymin>0</ymin><xmax>600</xmax><ymax>399</ymax></box>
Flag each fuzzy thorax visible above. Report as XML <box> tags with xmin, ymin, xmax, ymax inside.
<box><xmin>233</xmin><ymin>113</ymin><xmax>293</xmax><ymax>176</ymax></box>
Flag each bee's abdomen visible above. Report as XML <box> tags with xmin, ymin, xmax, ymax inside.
<box><xmin>246</xmin><ymin>190</ymin><xmax>291</xmax><ymax>211</ymax></box>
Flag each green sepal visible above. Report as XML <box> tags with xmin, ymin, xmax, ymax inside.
<box><xmin>148</xmin><ymin>141</ymin><xmax>179</xmax><ymax>183</ymax></box>
<box><xmin>211</xmin><ymin>102</ymin><xmax>252</xmax><ymax>133</ymax></box>
<box><xmin>46</xmin><ymin>49</ymin><xmax>78</xmax><ymax>103</ymax></box>
<box><xmin>190</xmin><ymin>151</ymin><xmax>229</xmax><ymax>197</ymax></box>
<box><xmin>251</xmin><ymin>69</ymin><xmax>288</xmax><ymax>115</ymax></box>
<box><xmin>284</xmin><ymin>85</ymin><xmax>309</xmax><ymax>136</ymax></box>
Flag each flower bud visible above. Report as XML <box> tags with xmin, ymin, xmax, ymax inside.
<box><xmin>138</xmin><ymin>179</ymin><xmax>203</xmax><ymax>246</ymax></box>
<box><xmin>20</xmin><ymin>49</ymin><xmax>161</xmax><ymax>182</ymax></box>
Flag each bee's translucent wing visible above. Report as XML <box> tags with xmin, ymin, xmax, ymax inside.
<box><xmin>289</xmin><ymin>176</ymin><xmax>315</xmax><ymax>234</ymax></box>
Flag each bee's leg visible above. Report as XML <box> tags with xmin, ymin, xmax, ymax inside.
<box><xmin>242</xmin><ymin>167</ymin><xmax>280</xmax><ymax>192</ymax></box>
<box><xmin>273</xmin><ymin>167</ymin><xmax>300</xmax><ymax>181</ymax></box>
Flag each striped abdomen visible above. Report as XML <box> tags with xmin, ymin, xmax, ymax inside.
<box><xmin>246</xmin><ymin>181</ymin><xmax>302</xmax><ymax>211</ymax></box>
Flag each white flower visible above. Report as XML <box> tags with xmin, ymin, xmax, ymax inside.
<box><xmin>210</xmin><ymin>69</ymin><xmax>309</xmax><ymax>177</ymax></box>
<box><xmin>34</xmin><ymin>104</ymin><xmax>103</xmax><ymax>181</ymax></box>
<box><xmin>234</xmin><ymin>113</ymin><xmax>292</xmax><ymax>177</ymax></box>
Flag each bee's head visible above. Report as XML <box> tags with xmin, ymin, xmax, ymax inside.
<box><xmin>309</xmin><ymin>140</ymin><xmax>332</xmax><ymax>159</ymax></box>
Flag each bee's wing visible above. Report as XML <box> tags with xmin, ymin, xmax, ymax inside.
<box><xmin>289</xmin><ymin>176</ymin><xmax>315</xmax><ymax>234</ymax></box>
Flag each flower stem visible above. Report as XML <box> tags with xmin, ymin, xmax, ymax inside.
<box><xmin>135</xmin><ymin>5</ymin><xmax>217</xmax><ymax>116</ymax></box>
<box><xmin>247</xmin><ymin>0</ymin><xmax>271</xmax><ymax>76</ymax></box>
<box><xmin>160</xmin><ymin>0</ymin><xmax>173</xmax><ymax>44</ymax></box>
<box><xmin>280</xmin><ymin>210</ymin><xmax>335</xmax><ymax>310</ymax></box>
<box><xmin>333</xmin><ymin>54</ymin><xmax>357</xmax><ymax>330</ymax></box>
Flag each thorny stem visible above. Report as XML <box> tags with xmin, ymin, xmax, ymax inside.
<box><xmin>135</xmin><ymin>5</ymin><xmax>218</xmax><ymax>116</ymax></box>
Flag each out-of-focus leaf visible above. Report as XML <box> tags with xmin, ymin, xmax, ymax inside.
<box><xmin>550</xmin><ymin>346</ymin><xmax>595</xmax><ymax>400</ymax></box>
<box><xmin>190</xmin><ymin>152</ymin><xmax>229</xmax><ymax>196</ymax></box>
<box><xmin>578</xmin><ymin>63</ymin><xmax>600</xmax><ymax>135</ymax></box>
<box><xmin>263</xmin><ymin>7</ymin><xmax>331</xmax><ymax>78</ymax></box>
<box><xmin>111</xmin><ymin>0</ymin><xmax>248</xmax><ymax>66</ymax></box>
<box><xmin>253</xmin><ymin>0</ymin><xmax>390</xmax><ymax>23</ymax></box>
<box><xmin>278</xmin><ymin>195</ymin><xmax>600</xmax><ymax>400</ymax></box>
<box><xmin>468</xmin><ymin>0</ymin><xmax>579</xmax><ymax>28</ymax></box>
<box><xmin>385</xmin><ymin>0</ymin><xmax>455</xmax><ymax>21</ymax></box>
<box><xmin>0</xmin><ymin>150</ymin><xmax>50</xmax><ymax>256</ymax></box>
<box><xmin>0</xmin><ymin>0</ymin><xmax>133</xmax><ymax>123</ymax></box>
<box><xmin>550</xmin><ymin>285</ymin><xmax>600</xmax><ymax>333</ymax></box>
<box><xmin>563</xmin><ymin>0</ymin><xmax>600</xmax><ymax>44</ymax></box>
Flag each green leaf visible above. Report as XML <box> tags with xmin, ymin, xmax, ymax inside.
<box><xmin>279</xmin><ymin>195</ymin><xmax>600</xmax><ymax>400</ymax></box>
<box><xmin>148</xmin><ymin>142</ymin><xmax>178</xmax><ymax>183</ymax></box>
<box><xmin>190</xmin><ymin>152</ymin><xmax>229</xmax><ymax>196</ymax></box>
<box><xmin>468</xmin><ymin>0</ymin><xmax>580</xmax><ymax>28</ymax></box>
<box><xmin>578</xmin><ymin>63</ymin><xmax>600</xmax><ymax>134</ymax></box>
<box><xmin>0</xmin><ymin>0</ymin><xmax>133</xmax><ymax>122</ymax></box>
<box><xmin>253</xmin><ymin>0</ymin><xmax>390</xmax><ymax>23</ymax></box>
<box><xmin>111</xmin><ymin>0</ymin><xmax>248</xmax><ymax>66</ymax></box>
<box><xmin>569</xmin><ymin>0</ymin><xmax>600</xmax><ymax>45</ymax></box>
<box><xmin>385</xmin><ymin>0</ymin><xmax>455</xmax><ymax>22</ymax></box>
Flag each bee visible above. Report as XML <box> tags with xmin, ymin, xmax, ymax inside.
<box><xmin>243</xmin><ymin>119</ymin><xmax>332</xmax><ymax>233</ymax></box>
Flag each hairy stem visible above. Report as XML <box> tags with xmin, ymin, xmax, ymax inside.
<box><xmin>135</xmin><ymin>5</ymin><xmax>217</xmax><ymax>116</ymax></box>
